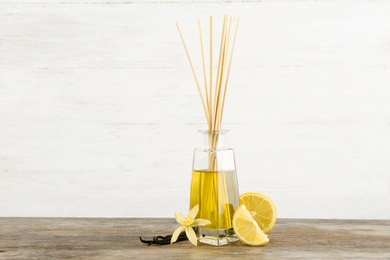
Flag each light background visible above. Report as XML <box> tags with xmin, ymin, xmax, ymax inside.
<box><xmin>1</xmin><ymin>0</ymin><xmax>389</xmax><ymax>219</ymax></box>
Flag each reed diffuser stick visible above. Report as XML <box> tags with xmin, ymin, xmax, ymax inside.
<box><xmin>220</xmin><ymin>18</ymin><xmax>240</xmax><ymax>123</ymax></box>
<box><xmin>198</xmin><ymin>20</ymin><xmax>209</xmax><ymax>120</ymax></box>
<box><xmin>209</xmin><ymin>16</ymin><xmax>213</xmax><ymax>131</ymax></box>
<box><xmin>176</xmin><ymin>22</ymin><xmax>209</xmax><ymax>122</ymax></box>
<box><xmin>213</xmin><ymin>16</ymin><xmax>227</xmax><ymax>132</ymax></box>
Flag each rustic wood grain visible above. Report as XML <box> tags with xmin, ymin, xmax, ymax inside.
<box><xmin>0</xmin><ymin>218</ymin><xmax>389</xmax><ymax>259</ymax></box>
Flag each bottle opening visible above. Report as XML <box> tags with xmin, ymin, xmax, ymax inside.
<box><xmin>198</xmin><ymin>130</ymin><xmax>229</xmax><ymax>150</ymax></box>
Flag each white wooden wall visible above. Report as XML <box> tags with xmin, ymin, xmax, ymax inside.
<box><xmin>1</xmin><ymin>0</ymin><xmax>389</xmax><ymax>219</ymax></box>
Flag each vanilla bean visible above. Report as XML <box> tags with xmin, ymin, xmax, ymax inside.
<box><xmin>139</xmin><ymin>232</ymin><xmax>188</xmax><ymax>246</ymax></box>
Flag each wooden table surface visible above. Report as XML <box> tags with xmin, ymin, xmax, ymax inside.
<box><xmin>1</xmin><ymin>218</ymin><xmax>389</xmax><ymax>259</ymax></box>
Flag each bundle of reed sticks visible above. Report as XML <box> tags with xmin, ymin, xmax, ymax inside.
<box><xmin>176</xmin><ymin>15</ymin><xmax>240</xmax><ymax>152</ymax></box>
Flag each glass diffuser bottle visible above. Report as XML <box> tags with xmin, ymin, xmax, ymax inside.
<box><xmin>190</xmin><ymin>130</ymin><xmax>239</xmax><ymax>246</ymax></box>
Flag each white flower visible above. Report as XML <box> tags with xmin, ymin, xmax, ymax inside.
<box><xmin>170</xmin><ymin>204</ymin><xmax>211</xmax><ymax>246</ymax></box>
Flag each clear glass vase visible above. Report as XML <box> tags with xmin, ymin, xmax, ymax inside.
<box><xmin>190</xmin><ymin>130</ymin><xmax>240</xmax><ymax>246</ymax></box>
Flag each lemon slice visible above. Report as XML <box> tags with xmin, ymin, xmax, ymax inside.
<box><xmin>239</xmin><ymin>192</ymin><xmax>277</xmax><ymax>234</ymax></box>
<box><xmin>233</xmin><ymin>205</ymin><xmax>269</xmax><ymax>246</ymax></box>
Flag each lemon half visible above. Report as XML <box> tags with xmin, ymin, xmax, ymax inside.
<box><xmin>239</xmin><ymin>192</ymin><xmax>277</xmax><ymax>234</ymax></box>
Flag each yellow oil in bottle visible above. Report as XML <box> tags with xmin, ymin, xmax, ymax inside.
<box><xmin>190</xmin><ymin>169</ymin><xmax>239</xmax><ymax>230</ymax></box>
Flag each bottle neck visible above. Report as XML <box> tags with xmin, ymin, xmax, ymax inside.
<box><xmin>199</xmin><ymin>130</ymin><xmax>228</xmax><ymax>151</ymax></box>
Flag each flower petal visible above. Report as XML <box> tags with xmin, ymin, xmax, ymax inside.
<box><xmin>185</xmin><ymin>227</ymin><xmax>198</xmax><ymax>246</ymax></box>
<box><xmin>188</xmin><ymin>204</ymin><xmax>199</xmax><ymax>220</ymax></box>
<box><xmin>175</xmin><ymin>212</ymin><xmax>186</xmax><ymax>225</ymax></box>
<box><xmin>170</xmin><ymin>226</ymin><xmax>185</xmax><ymax>244</ymax></box>
<box><xmin>190</xmin><ymin>218</ymin><xmax>211</xmax><ymax>227</ymax></box>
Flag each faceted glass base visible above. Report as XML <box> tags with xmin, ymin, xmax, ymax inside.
<box><xmin>198</xmin><ymin>227</ymin><xmax>239</xmax><ymax>246</ymax></box>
